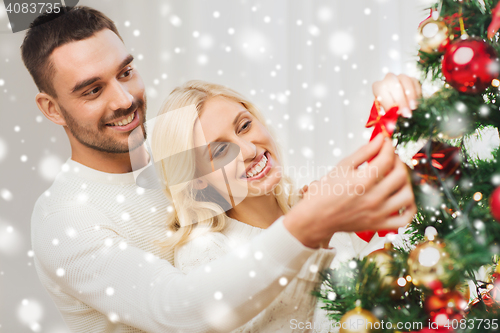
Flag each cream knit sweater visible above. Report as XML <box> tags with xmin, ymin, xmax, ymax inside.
<box><xmin>31</xmin><ymin>159</ymin><xmax>317</xmax><ymax>333</ymax></box>
<box><xmin>175</xmin><ymin>217</ymin><xmax>337</xmax><ymax>333</ymax></box>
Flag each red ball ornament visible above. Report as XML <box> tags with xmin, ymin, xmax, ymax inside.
<box><xmin>441</xmin><ymin>38</ymin><xmax>500</xmax><ymax>94</ymax></box>
<box><xmin>489</xmin><ymin>186</ymin><xmax>500</xmax><ymax>221</ymax></box>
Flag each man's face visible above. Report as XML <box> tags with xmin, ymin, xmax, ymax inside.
<box><xmin>49</xmin><ymin>29</ymin><xmax>147</xmax><ymax>153</ymax></box>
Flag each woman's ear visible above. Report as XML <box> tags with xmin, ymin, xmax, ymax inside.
<box><xmin>193</xmin><ymin>179</ymin><xmax>208</xmax><ymax>190</ymax></box>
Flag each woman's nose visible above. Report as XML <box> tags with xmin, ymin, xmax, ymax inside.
<box><xmin>238</xmin><ymin>139</ymin><xmax>257</xmax><ymax>161</ymax></box>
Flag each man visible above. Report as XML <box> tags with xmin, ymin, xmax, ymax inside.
<box><xmin>24</xmin><ymin>6</ymin><xmax>418</xmax><ymax>333</ymax></box>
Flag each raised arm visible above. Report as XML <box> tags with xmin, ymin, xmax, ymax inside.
<box><xmin>32</xmin><ymin>205</ymin><xmax>314</xmax><ymax>333</ymax></box>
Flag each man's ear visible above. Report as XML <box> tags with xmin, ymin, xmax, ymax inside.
<box><xmin>193</xmin><ymin>179</ymin><xmax>208</xmax><ymax>190</ymax></box>
<box><xmin>35</xmin><ymin>92</ymin><xmax>67</xmax><ymax>126</ymax></box>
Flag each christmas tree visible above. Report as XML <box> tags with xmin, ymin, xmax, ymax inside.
<box><xmin>316</xmin><ymin>1</ymin><xmax>500</xmax><ymax>332</ymax></box>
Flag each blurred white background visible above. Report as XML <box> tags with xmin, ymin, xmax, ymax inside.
<box><xmin>0</xmin><ymin>0</ymin><xmax>431</xmax><ymax>331</ymax></box>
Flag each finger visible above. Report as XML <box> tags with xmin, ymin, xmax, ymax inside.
<box><xmin>397</xmin><ymin>74</ymin><xmax>418</xmax><ymax>112</ymax></box>
<box><xmin>388</xmin><ymin>76</ymin><xmax>411</xmax><ymax>117</ymax></box>
<box><xmin>370</xmin><ymin>159</ymin><xmax>408</xmax><ymax>202</ymax></box>
<box><xmin>338</xmin><ymin>133</ymin><xmax>385</xmax><ymax>168</ymax></box>
<box><xmin>379</xmin><ymin>202</ymin><xmax>416</xmax><ymax>230</ymax></box>
<box><xmin>412</xmin><ymin>77</ymin><xmax>422</xmax><ymax>97</ymax></box>
<box><xmin>299</xmin><ymin>185</ymin><xmax>309</xmax><ymax>197</ymax></box>
<box><xmin>365</xmin><ymin>139</ymin><xmax>396</xmax><ymax>185</ymax></box>
<box><xmin>373</xmin><ymin>81</ymin><xmax>397</xmax><ymax>111</ymax></box>
<box><xmin>378</xmin><ymin>181</ymin><xmax>414</xmax><ymax>217</ymax></box>
<box><xmin>411</xmin><ymin>77</ymin><xmax>422</xmax><ymax>108</ymax></box>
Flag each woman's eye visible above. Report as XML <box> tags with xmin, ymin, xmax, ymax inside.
<box><xmin>241</xmin><ymin>121</ymin><xmax>252</xmax><ymax>132</ymax></box>
<box><xmin>213</xmin><ymin>144</ymin><xmax>227</xmax><ymax>158</ymax></box>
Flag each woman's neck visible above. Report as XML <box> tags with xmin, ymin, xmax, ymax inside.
<box><xmin>227</xmin><ymin>193</ymin><xmax>283</xmax><ymax>229</ymax></box>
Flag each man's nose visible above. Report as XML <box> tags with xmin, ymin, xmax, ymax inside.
<box><xmin>108</xmin><ymin>80</ymin><xmax>133</xmax><ymax>111</ymax></box>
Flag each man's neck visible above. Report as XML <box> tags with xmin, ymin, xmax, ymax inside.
<box><xmin>71</xmin><ymin>141</ymin><xmax>150</xmax><ymax>174</ymax></box>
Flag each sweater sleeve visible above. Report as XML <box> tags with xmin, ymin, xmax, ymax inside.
<box><xmin>174</xmin><ymin>232</ymin><xmax>232</xmax><ymax>274</ymax></box>
<box><xmin>32</xmin><ymin>204</ymin><xmax>316</xmax><ymax>333</ymax></box>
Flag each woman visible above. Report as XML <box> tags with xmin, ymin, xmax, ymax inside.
<box><xmin>151</xmin><ymin>78</ymin><xmax>419</xmax><ymax>332</ymax></box>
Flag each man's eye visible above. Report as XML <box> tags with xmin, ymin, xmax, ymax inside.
<box><xmin>85</xmin><ymin>87</ymin><xmax>101</xmax><ymax>96</ymax></box>
<box><xmin>121</xmin><ymin>68</ymin><xmax>133</xmax><ymax>78</ymax></box>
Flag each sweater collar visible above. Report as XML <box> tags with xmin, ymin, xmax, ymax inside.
<box><xmin>61</xmin><ymin>158</ymin><xmax>151</xmax><ymax>186</ymax></box>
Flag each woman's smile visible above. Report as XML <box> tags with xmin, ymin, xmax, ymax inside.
<box><xmin>242</xmin><ymin>151</ymin><xmax>273</xmax><ymax>181</ymax></box>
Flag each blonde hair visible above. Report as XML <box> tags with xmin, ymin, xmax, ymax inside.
<box><xmin>152</xmin><ymin>80</ymin><xmax>298</xmax><ymax>249</ymax></box>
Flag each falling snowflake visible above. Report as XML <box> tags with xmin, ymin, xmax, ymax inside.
<box><xmin>312</xmin><ymin>83</ymin><xmax>327</xmax><ymax>99</ymax></box>
<box><xmin>329</xmin><ymin>31</ymin><xmax>355</xmax><ymax>56</ymax></box>
<box><xmin>317</xmin><ymin>7</ymin><xmax>333</xmax><ymax>22</ymax></box>
<box><xmin>0</xmin><ymin>137</ymin><xmax>6</xmax><ymax>162</ymax></box>
<box><xmin>38</xmin><ymin>155</ymin><xmax>63</xmax><ymax>182</ymax></box>
<box><xmin>198</xmin><ymin>34</ymin><xmax>214</xmax><ymax>49</ymax></box>
<box><xmin>17</xmin><ymin>298</ymin><xmax>44</xmax><ymax>328</ymax></box>
<box><xmin>238</xmin><ymin>29</ymin><xmax>271</xmax><ymax>61</ymax></box>
<box><xmin>0</xmin><ymin>220</ymin><xmax>24</xmax><ymax>255</ymax></box>
<box><xmin>301</xmin><ymin>147</ymin><xmax>314</xmax><ymax>159</ymax></box>
<box><xmin>1</xmin><ymin>188</ymin><xmax>12</xmax><ymax>201</ymax></box>
<box><xmin>170</xmin><ymin>15</ymin><xmax>182</xmax><ymax>27</ymax></box>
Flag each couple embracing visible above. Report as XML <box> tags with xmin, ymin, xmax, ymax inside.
<box><xmin>25</xmin><ymin>6</ymin><xmax>419</xmax><ymax>333</ymax></box>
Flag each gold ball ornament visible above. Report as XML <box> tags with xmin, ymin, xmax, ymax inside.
<box><xmin>366</xmin><ymin>243</ymin><xmax>396</xmax><ymax>287</ymax></box>
<box><xmin>407</xmin><ymin>227</ymin><xmax>453</xmax><ymax>290</ymax></box>
<box><xmin>339</xmin><ymin>301</ymin><xmax>381</xmax><ymax>333</ymax></box>
<box><xmin>366</xmin><ymin>243</ymin><xmax>411</xmax><ymax>299</ymax></box>
<box><xmin>417</xmin><ymin>17</ymin><xmax>451</xmax><ymax>53</ymax></box>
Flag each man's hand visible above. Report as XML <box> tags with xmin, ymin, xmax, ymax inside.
<box><xmin>372</xmin><ymin>73</ymin><xmax>422</xmax><ymax>118</ymax></box>
<box><xmin>283</xmin><ymin>134</ymin><xmax>416</xmax><ymax>249</ymax></box>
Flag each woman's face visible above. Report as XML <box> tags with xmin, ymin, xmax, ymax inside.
<box><xmin>193</xmin><ymin>96</ymin><xmax>282</xmax><ymax>204</ymax></box>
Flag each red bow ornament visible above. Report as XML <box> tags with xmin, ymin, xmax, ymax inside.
<box><xmin>355</xmin><ymin>100</ymin><xmax>400</xmax><ymax>243</ymax></box>
<box><xmin>488</xmin><ymin>1</ymin><xmax>500</xmax><ymax>39</ymax></box>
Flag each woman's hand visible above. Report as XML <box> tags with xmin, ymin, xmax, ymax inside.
<box><xmin>372</xmin><ymin>73</ymin><xmax>422</xmax><ymax>118</ymax></box>
<box><xmin>284</xmin><ymin>134</ymin><xmax>416</xmax><ymax>249</ymax></box>
<box><xmin>298</xmin><ymin>185</ymin><xmax>309</xmax><ymax>199</ymax></box>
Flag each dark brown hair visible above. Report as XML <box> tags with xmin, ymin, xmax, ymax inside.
<box><xmin>20</xmin><ymin>6</ymin><xmax>122</xmax><ymax>97</ymax></box>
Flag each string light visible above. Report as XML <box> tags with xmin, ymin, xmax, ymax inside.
<box><xmin>473</xmin><ymin>192</ymin><xmax>483</xmax><ymax>201</ymax></box>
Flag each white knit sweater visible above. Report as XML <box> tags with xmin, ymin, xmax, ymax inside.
<box><xmin>174</xmin><ymin>220</ymin><xmax>386</xmax><ymax>333</ymax></box>
<box><xmin>30</xmin><ymin>159</ymin><xmax>317</xmax><ymax>333</ymax></box>
<box><xmin>175</xmin><ymin>217</ymin><xmax>337</xmax><ymax>333</ymax></box>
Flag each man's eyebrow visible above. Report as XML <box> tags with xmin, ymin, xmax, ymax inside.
<box><xmin>70</xmin><ymin>54</ymin><xmax>135</xmax><ymax>94</ymax></box>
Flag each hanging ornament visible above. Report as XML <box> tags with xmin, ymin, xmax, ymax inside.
<box><xmin>339</xmin><ymin>300</ymin><xmax>381</xmax><ymax>333</ymax></box>
<box><xmin>489</xmin><ymin>186</ymin><xmax>500</xmax><ymax>221</ymax></box>
<box><xmin>411</xmin><ymin>141</ymin><xmax>462</xmax><ymax>188</ymax></box>
<box><xmin>424</xmin><ymin>289</ymin><xmax>467</xmax><ymax>327</ymax></box>
<box><xmin>487</xmin><ymin>1</ymin><xmax>500</xmax><ymax>39</ymax></box>
<box><xmin>468</xmin><ymin>282</ymin><xmax>500</xmax><ymax>314</ymax></box>
<box><xmin>418</xmin><ymin>15</ymin><xmax>451</xmax><ymax>53</ymax></box>
<box><xmin>366</xmin><ymin>243</ymin><xmax>411</xmax><ymax>300</ymax></box>
<box><xmin>468</xmin><ymin>261</ymin><xmax>500</xmax><ymax>313</ymax></box>
<box><xmin>365</xmin><ymin>99</ymin><xmax>400</xmax><ymax>141</ymax></box>
<box><xmin>407</xmin><ymin>227</ymin><xmax>454</xmax><ymax>290</ymax></box>
<box><xmin>366</xmin><ymin>243</ymin><xmax>396</xmax><ymax>287</ymax></box>
<box><xmin>441</xmin><ymin>38</ymin><xmax>500</xmax><ymax>94</ymax></box>
<box><xmin>491</xmin><ymin>265</ymin><xmax>500</xmax><ymax>306</ymax></box>
<box><xmin>356</xmin><ymin>101</ymin><xmax>400</xmax><ymax>242</ymax></box>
